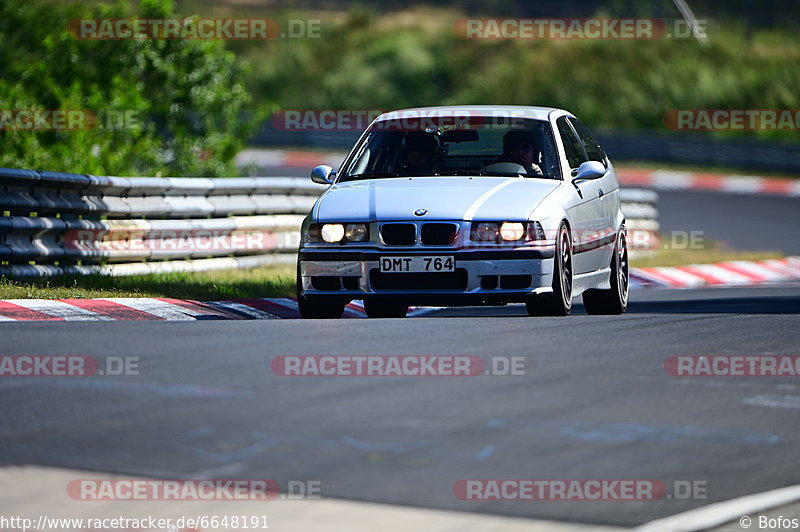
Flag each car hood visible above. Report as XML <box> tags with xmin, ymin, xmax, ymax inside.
<box><xmin>315</xmin><ymin>176</ymin><xmax>560</xmax><ymax>221</ymax></box>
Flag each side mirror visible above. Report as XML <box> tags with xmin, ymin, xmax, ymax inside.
<box><xmin>572</xmin><ymin>160</ymin><xmax>606</xmax><ymax>182</ymax></box>
<box><xmin>311</xmin><ymin>165</ymin><xmax>335</xmax><ymax>185</ymax></box>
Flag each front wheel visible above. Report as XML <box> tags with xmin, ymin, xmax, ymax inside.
<box><xmin>582</xmin><ymin>227</ymin><xmax>629</xmax><ymax>315</ymax></box>
<box><xmin>297</xmin><ymin>297</ymin><xmax>345</xmax><ymax>319</ymax></box>
<box><xmin>526</xmin><ymin>223</ymin><xmax>573</xmax><ymax>317</ymax></box>
<box><xmin>296</xmin><ymin>263</ymin><xmax>345</xmax><ymax>319</ymax></box>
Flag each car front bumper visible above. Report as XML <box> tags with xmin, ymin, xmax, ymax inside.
<box><xmin>298</xmin><ymin>248</ymin><xmax>556</xmax><ymax>304</ymax></box>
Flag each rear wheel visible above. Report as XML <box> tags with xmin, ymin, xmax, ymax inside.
<box><xmin>364</xmin><ymin>298</ymin><xmax>408</xmax><ymax>318</ymax></box>
<box><xmin>296</xmin><ymin>263</ymin><xmax>345</xmax><ymax>319</ymax></box>
<box><xmin>582</xmin><ymin>227</ymin><xmax>629</xmax><ymax>315</ymax></box>
<box><xmin>526</xmin><ymin>223</ymin><xmax>573</xmax><ymax>317</ymax></box>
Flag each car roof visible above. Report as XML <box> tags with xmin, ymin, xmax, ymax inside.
<box><xmin>374</xmin><ymin>105</ymin><xmax>571</xmax><ymax>122</ymax></box>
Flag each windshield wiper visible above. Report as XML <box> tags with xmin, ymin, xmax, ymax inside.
<box><xmin>477</xmin><ymin>170</ymin><xmax>527</xmax><ymax>177</ymax></box>
<box><xmin>435</xmin><ymin>169</ymin><xmax>479</xmax><ymax>176</ymax></box>
<box><xmin>436</xmin><ymin>169</ymin><xmax>553</xmax><ymax>178</ymax></box>
<box><xmin>478</xmin><ymin>170</ymin><xmax>559</xmax><ymax>179</ymax></box>
<box><xmin>342</xmin><ymin>172</ymin><xmax>399</xmax><ymax>180</ymax></box>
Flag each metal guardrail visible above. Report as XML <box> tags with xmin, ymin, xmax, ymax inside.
<box><xmin>0</xmin><ymin>168</ymin><xmax>325</xmax><ymax>277</ymax></box>
<box><xmin>620</xmin><ymin>188</ymin><xmax>660</xmax><ymax>257</ymax></box>
<box><xmin>0</xmin><ymin>167</ymin><xmax>658</xmax><ymax>276</ymax></box>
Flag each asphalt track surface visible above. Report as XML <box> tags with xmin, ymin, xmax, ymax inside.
<box><xmin>657</xmin><ymin>190</ymin><xmax>800</xmax><ymax>255</ymax></box>
<box><xmin>2</xmin><ymin>285</ymin><xmax>800</xmax><ymax>527</ymax></box>
<box><xmin>3</xmin><ymin>165</ymin><xmax>798</xmax><ymax>527</ymax></box>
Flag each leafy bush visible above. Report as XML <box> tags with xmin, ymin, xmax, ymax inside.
<box><xmin>243</xmin><ymin>8</ymin><xmax>799</xmax><ymax>142</ymax></box>
<box><xmin>0</xmin><ymin>0</ymin><xmax>270</xmax><ymax>176</ymax></box>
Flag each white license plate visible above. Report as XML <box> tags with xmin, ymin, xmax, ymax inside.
<box><xmin>380</xmin><ymin>256</ymin><xmax>455</xmax><ymax>273</ymax></box>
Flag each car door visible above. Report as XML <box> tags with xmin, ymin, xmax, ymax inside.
<box><xmin>569</xmin><ymin>117</ymin><xmax>614</xmax><ymax>226</ymax></box>
<box><xmin>556</xmin><ymin>116</ymin><xmax>606</xmax><ymax>274</ymax></box>
<box><xmin>569</xmin><ymin>117</ymin><xmax>618</xmax><ymax>268</ymax></box>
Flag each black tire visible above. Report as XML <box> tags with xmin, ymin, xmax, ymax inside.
<box><xmin>297</xmin><ymin>297</ymin><xmax>345</xmax><ymax>319</ymax></box>
<box><xmin>296</xmin><ymin>263</ymin><xmax>345</xmax><ymax>319</ymax></box>
<box><xmin>364</xmin><ymin>298</ymin><xmax>408</xmax><ymax>318</ymax></box>
<box><xmin>526</xmin><ymin>223</ymin><xmax>573</xmax><ymax>316</ymax></box>
<box><xmin>582</xmin><ymin>227</ymin><xmax>629</xmax><ymax>315</ymax></box>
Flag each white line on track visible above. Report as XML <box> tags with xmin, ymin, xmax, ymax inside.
<box><xmin>101</xmin><ymin>298</ymin><xmax>197</xmax><ymax>321</ymax></box>
<box><xmin>636</xmin><ymin>484</ymin><xmax>800</xmax><ymax>532</ymax></box>
<box><xmin>0</xmin><ymin>465</ymin><xmax>626</xmax><ymax>532</ymax></box>
<box><xmin>723</xmin><ymin>261</ymin><xmax>787</xmax><ymax>282</ymax></box>
<box><xmin>742</xmin><ymin>394</ymin><xmax>800</xmax><ymax>409</ymax></box>
<box><xmin>721</xmin><ymin>177</ymin><xmax>765</xmax><ymax>194</ymax></box>
<box><xmin>6</xmin><ymin>299</ymin><xmax>115</xmax><ymax>321</ymax></box>
<box><xmin>205</xmin><ymin>300</ymin><xmax>280</xmax><ymax>319</ymax></box>
<box><xmin>267</xmin><ymin>297</ymin><xmax>302</xmax><ymax>314</ymax></box>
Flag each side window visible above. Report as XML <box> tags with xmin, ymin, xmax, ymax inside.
<box><xmin>556</xmin><ymin>116</ymin><xmax>587</xmax><ymax>170</ymax></box>
<box><xmin>569</xmin><ymin>118</ymin><xmax>607</xmax><ymax>165</ymax></box>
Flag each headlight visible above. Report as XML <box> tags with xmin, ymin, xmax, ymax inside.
<box><xmin>321</xmin><ymin>224</ymin><xmax>345</xmax><ymax>243</ymax></box>
<box><xmin>306</xmin><ymin>223</ymin><xmax>370</xmax><ymax>243</ymax></box>
<box><xmin>345</xmin><ymin>223</ymin><xmax>368</xmax><ymax>242</ymax></box>
<box><xmin>500</xmin><ymin>222</ymin><xmax>525</xmax><ymax>241</ymax></box>
<box><xmin>473</xmin><ymin>222</ymin><xmax>499</xmax><ymax>242</ymax></box>
<box><xmin>471</xmin><ymin>221</ymin><xmax>545</xmax><ymax>243</ymax></box>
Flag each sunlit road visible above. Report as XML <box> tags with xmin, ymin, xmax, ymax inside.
<box><xmin>2</xmin><ymin>286</ymin><xmax>799</xmax><ymax>526</ymax></box>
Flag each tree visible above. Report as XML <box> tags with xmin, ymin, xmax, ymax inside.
<box><xmin>0</xmin><ymin>0</ymin><xmax>270</xmax><ymax>176</ymax></box>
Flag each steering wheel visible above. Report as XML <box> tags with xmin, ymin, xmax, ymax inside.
<box><xmin>504</xmin><ymin>157</ymin><xmax>531</xmax><ymax>168</ymax></box>
<box><xmin>481</xmin><ymin>161</ymin><xmax>528</xmax><ymax>175</ymax></box>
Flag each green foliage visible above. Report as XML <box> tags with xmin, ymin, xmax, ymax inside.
<box><xmin>0</xmin><ymin>265</ymin><xmax>296</xmax><ymax>300</ymax></box>
<box><xmin>2</xmin><ymin>1</ymin><xmax>797</xmax><ymax>178</ymax></box>
<box><xmin>243</xmin><ymin>8</ymin><xmax>800</xmax><ymax>141</ymax></box>
<box><xmin>0</xmin><ymin>0</ymin><xmax>271</xmax><ymax>176</ymax></box>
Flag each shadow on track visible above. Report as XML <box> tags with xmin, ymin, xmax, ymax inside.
<box><xmin>417</xmin><ymin>293</ymin><xmax>800</xmax><ymax>318</ymax></box>
<box><xmin>625</xmin><ymin>295</ymin><xmax>800</xmax><ymax>315</ymax></box>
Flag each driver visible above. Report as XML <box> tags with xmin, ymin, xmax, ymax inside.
<box><xmin>401</xmin><ymin>132</ymin><xmax>439</xmax><ymax>175</ymax></box>
<box><xmin>495</xmin><ymin>130</ymin><xmax>543</xmax><ymax>175</ymax></box>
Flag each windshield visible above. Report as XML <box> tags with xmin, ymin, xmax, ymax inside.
<box><xmin>339</xmin><ymin>117</ymin><xmax>560</xmax><ymax>181</ymax></box>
